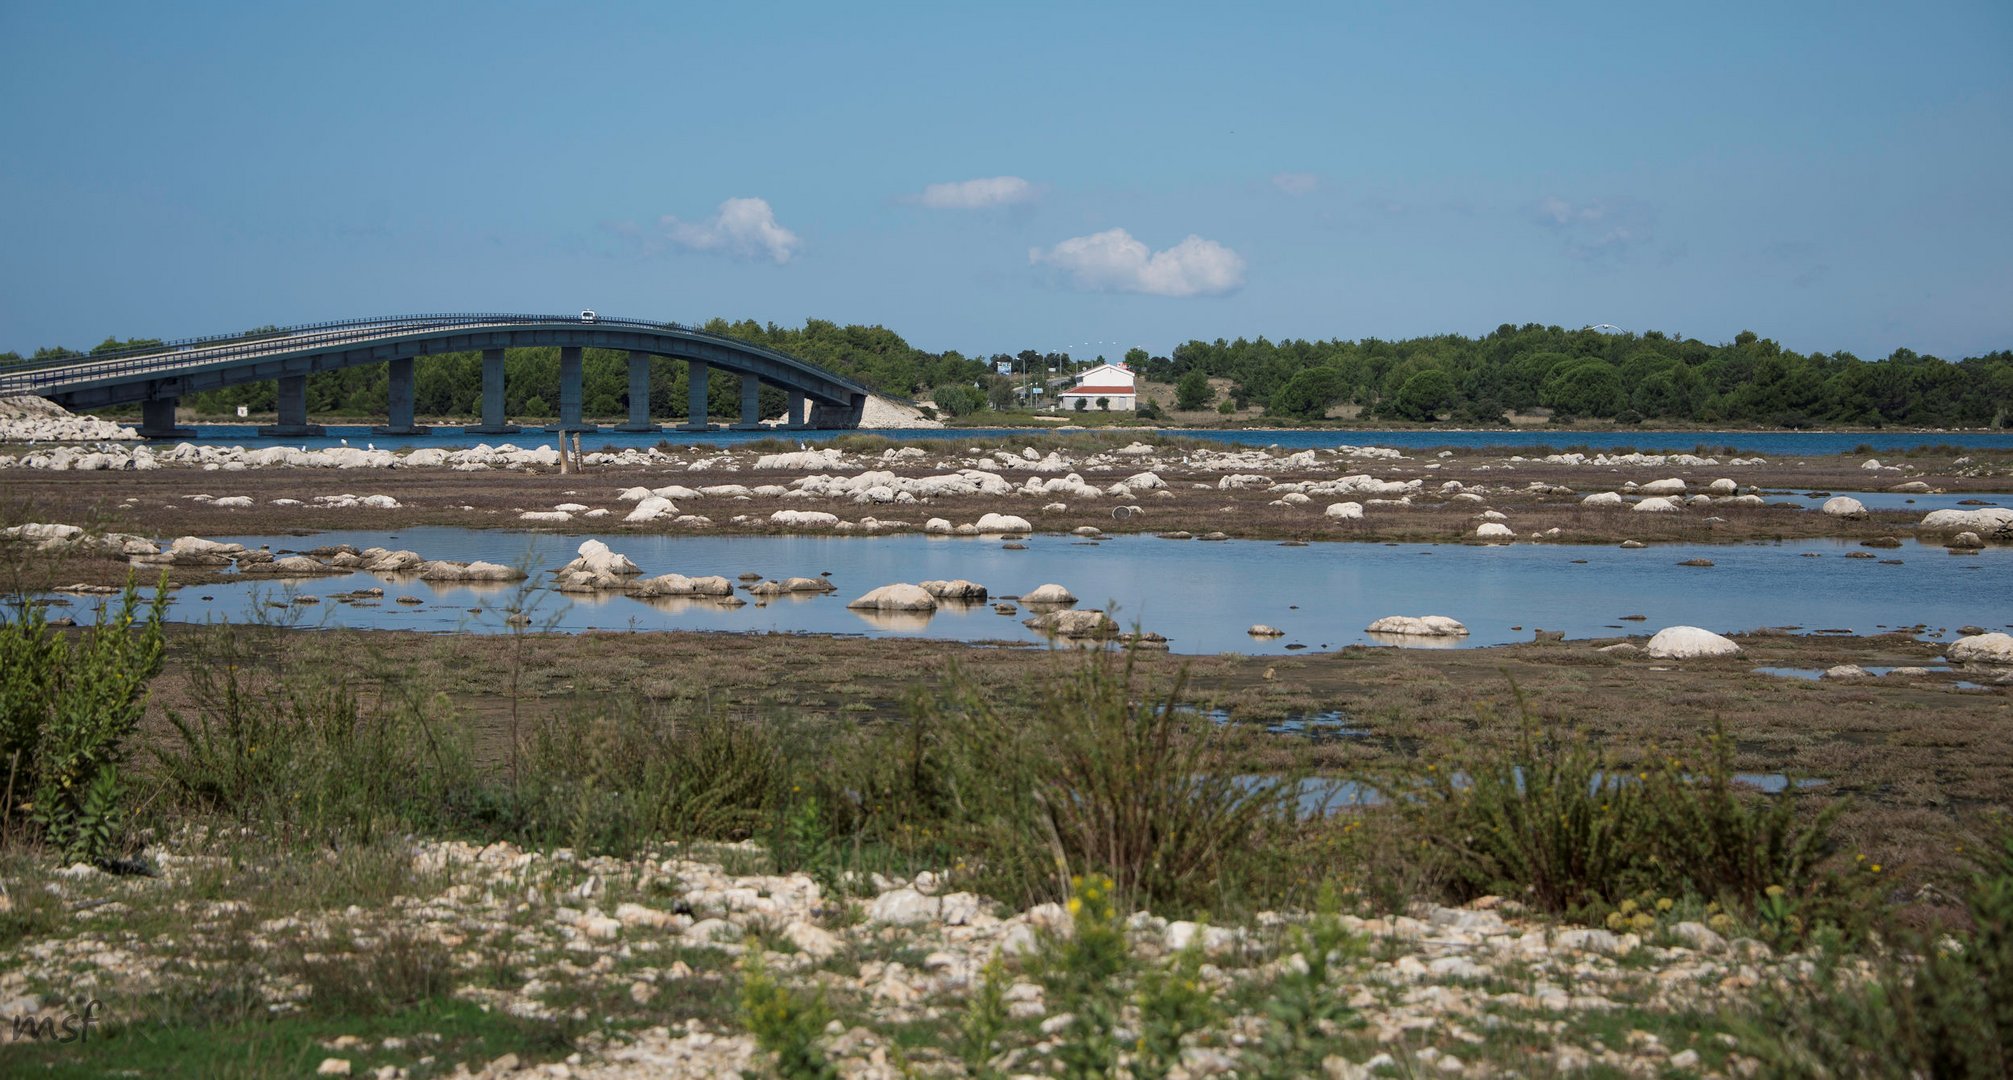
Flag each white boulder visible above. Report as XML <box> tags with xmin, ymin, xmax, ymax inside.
<box><xmin>1645</xmin><ymin>625</ymin><xmax>1741</xmax><ymax>659</ymax></box>
<box><xmin>770</xmin><ymin>509</ymin><xmax>840</xmax><ymax>529</ymax></box>
<box><xmin>975</xmin><ymin>512</ymin><xmax>1032</xmax><ymax>534</ymax></box>
<box><xmin>624</xmin><ymin>496</ymin><xmax>677</xmax><ymax>523</ymax></box>
<box><xmin>1365</xmin><ymin>615</ymin><xmax>1468</xmax><ymax>637</ymax></box>
<box><xmin>847</xmin><ymin>584</ymin><xmax>938</xmax><ymax>612</ymax></box>
<box><xmin>1948</xmin><ymin>633</ymin><xmax>2013</xmax><ymax>665</ymax></box>
<box><xmin>1021</xmin><ymin>583</ymin><xmax>1077</xmax><ymax>606</ymax></box>
<box><xmin>561</xmin><ymin>539</ymin><xmax>641</xmax><ymax>577</ymax></box>
<box><xmin>1821</xmin><ymin>496</ymin><xmax>1868</xmax><ymax>519</ymax></box>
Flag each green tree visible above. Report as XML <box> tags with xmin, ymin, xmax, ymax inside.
<box><xmin>1175</xmin><ymin>370</ymin><xmax>1213</xmax><ymax>410</ymax></box>
<box><xmin>933</xmin><ymin>383</ymin><xmax>986</xmax><ymax>417</ymax></box>
<box><xmin>1541</xmin><ymin>360</ymin><xmax>1625</xmax><ymax>418</ymax></box>
<box><xmin>1391</xmin><ymin>368</ymin><xmax>1457</xmax><ymax>420</ymax></box>
<box><xmin>1268</xmin><ymin>368</ymin><xmax>1343</xmax><ymax>418</ymax></box>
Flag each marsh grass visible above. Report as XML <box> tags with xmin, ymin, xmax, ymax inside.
<box><xmin>1393</xmin><ymin>695</ymin><xmax>1856</xmax><ymax>930</ymax></box>
<box><xmin>508</xmin><ymin>699</ymin><xmax>798</xmax><ymax>854</ymax></box>
<box><xmin>150</xmin><ymin>621</ymin><xmax>484</xmax><ymax>847</ymax></box>
<box><xmin>822</xmin><ymin>648</ymin><xmax>1307</xmax><ymax>912</ymax></box>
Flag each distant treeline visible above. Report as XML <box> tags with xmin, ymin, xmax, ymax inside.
<box><xmin>1145</xmin><ymin>324</ymin><xmax>2013</xmax><ymax>428</ymax></box>
<box><xmin>6</xmin><ymin>319</ymin><xmax>2009</xmax><ymax>427</ymax></box>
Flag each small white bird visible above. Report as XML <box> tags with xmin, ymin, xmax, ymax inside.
<box><xmin>366</xmin><ymin>442</ymin><xmax>375</xmax><ymax>451</ymax></box>
<box><xmin>340</xmin><ymin>438</ymin><xmax>348</xmax><ymax>447</ymax></box>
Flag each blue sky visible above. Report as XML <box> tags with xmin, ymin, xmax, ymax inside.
<box><xmin>3</xmin><ymin>0</ymin><xmax>2009</xmax><ymax>361</ymax></box>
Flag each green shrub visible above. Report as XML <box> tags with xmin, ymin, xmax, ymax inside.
<box><xmin>1134</xmin><ymin>931</ymin><xmax>1218</xmax><ymax>1080</ymax></box>
<box><xmin>1245</xmin><ymin>887</ymin><xmax>1364</xmax><ymax>1078</ymax></box>
<box><xmin>1396</xmin><ymin>700</ymin><xmax>1849</xmax><ymax>927</ymax></box>
<box><xmin>0</xmin><ymin>576</ymin><xmax>167</xmax><ymax>862</ymax></box>
<box><xmin>1743</xmin><ymin>828</ymin><xmax>2011</xmax><ymax>1076</ymax></box>
<box><xmin>1039</xmin><ymin>873</ymin><xmax>1129</xmax><ymax>1079</ymax></box>
<box><xmin>739</xmin><ymin>950</ymin><xmax>837</xmax><ymax>1080</ymax></box>
<box><xmin>957</xmin><ymin>951</ymin><xmax>1011</xmax><ymax>1079</ymax></box>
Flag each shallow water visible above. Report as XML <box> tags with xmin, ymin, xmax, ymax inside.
<box><xmin>1247</xmin><ymin>770</ymin><xmax>1823</xmax><ymax>816</ymax></box>
<box><xmin>65</xmin><ymin>528</ymin><xmax>2013</xmax><ymax>654</ymax></box>
<box><xmin>179</xmin><ymin>423</ymin><xmax>2013</xmax><ymax>457</ymax></box>
<box><xmin>1759</xmin><ymin>490</ymin><xmax>2006</xmax><ymax>513</ymax></box>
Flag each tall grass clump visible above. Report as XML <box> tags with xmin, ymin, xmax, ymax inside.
<box><xmin>826</xmin><ymin>647</ymin><xmax>1304</xmax><ymax>913</ymax></box>
<box><xmin>505</xmin><ymin>699</ymin><xmax>798</xmax><ymax>855</ymax></box>
<box><xmin>1395</xmin><ymin>697</ymin><xmax>1851</xmax><ymax>930</ymax></box>
<box><xmin>151</xmin><ymin>623</ymin><xmax>482</xmax><ymax>847</ymax></box>
<box><xmin>0</xmin><ymin>576</ymin><xmax>167</xmax><ymax>862</ymax></box>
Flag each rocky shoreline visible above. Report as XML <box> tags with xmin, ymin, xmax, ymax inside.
<box><xmin>2</xmin><ymin>835</ymin><xmax>1845</xmax><ymax>1078</ymax></box>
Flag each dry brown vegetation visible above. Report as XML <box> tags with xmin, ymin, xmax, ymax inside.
<box><xmin>126</xmin><ymin>623</ymin><xmax>2011</xmax><ymax>899</ymax></box>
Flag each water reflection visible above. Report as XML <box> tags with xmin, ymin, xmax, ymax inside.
<box><xmin>48</xmin><ymin>527</ymin><xmax>2012</xmax><ymax>654</ymax></box>
<box><xmin>850</xmin><ymin>608</ymin><xmax>935</xmax><ymax>632</ymax></box>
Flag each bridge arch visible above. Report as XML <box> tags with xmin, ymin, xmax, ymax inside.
<box><xmin>0</xmin><ymin>314</ymin><xmax>875</xmax><ymax>437</ymax></box>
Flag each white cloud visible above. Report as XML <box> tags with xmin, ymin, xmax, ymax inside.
<box><xmin>1029</xmin><ymin>228</ymin><xmax>1246</xmax><ymax>297</ymax></box>
<box><xmin>1271</xmin><ymin>172</ymin><xmax>1318</xmax><ymax>196</ymax></box>
<box><xmin>914</xmin><ymin>176</ymin><xmax>1037</xmax><ymax>209</ymax></box>
<box><xmin>1534</xmin><ymin>196</ymin><xmax>1653</xmax><ymax>260</ymax></box>
<box><xmin>660</xmin><ymin>197</ymin><xmax>800</xmax><ymax>263</ymax></box>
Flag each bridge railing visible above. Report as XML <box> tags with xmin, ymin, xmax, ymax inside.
<box><xmin>0</xmin><ymin>313</ymin><xmax>872</xmax><ymax>398</ymax></box>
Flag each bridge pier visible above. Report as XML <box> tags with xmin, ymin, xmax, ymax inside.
<box><xmin>373</xmin><ymin>356</ymin><xmax>431</xmax><ymax>436</ymax></box>
<box><xmin>467</xmin><ymin>348</ymin><xmax>518</xmax><ymax>434</ymax></box>
<box><xmin>680</xmin><ymin>360</ymin><xmax>713</xmax><ymax>432</ymax></box>
<box><xmin>807</xmin><ymin>393</ymin><xmax>868</xmax><ymax>429</ymax></box>
<box><xmin>615</xmin><ymin>351</ymin><xmax>661</xmax><ymax>433</ymax></box>
<box><xmin>539</xmin><ymin>346</ymin><xmax>599</xmax><ymax>434</ymax></box>
<box><xmin>786</xmin><ymin>390</ymin><xmax>809</xmax><ymax>429</ymax></box>
<box><xmin>258</xmin><ymin>374</ymin><xmax>325</xmax><ymax>437</ymax></box>
<box><xmin>731</xmin><ymin>374</ymin><xmax>765</xmax><ymax>430</ymax></box>
<box><xmin>139</xmin><ymin>396</ymin><xmax>193</xmax><ymax>440</ymax></box>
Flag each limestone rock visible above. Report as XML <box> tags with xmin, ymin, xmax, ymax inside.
<box><xmin>627</xmin><ymin>573</ymin><xmax>735</xmax><ymax>597</ymax></box>
<box><xmin>1948</xmin><ymin>632</ymin><xmax>2013</xmax><ymax>665</ymax></box>
<box><xmin>1365</xmin><ymin>615</ymin><xmax>1468</xmax><ymax>637</ymax></box>
<box><xmin>770</xmin><ymin>509</ymin><xmax>840</xmax><ymax>529</ymax></box>
<box><xmin>1645</xmin><ymin>625</ymin><xmax>1741</xmax><ymax>659</ymax></box>
<box><xmin>920</xmin><ymin>579</ymin><xmax>988</xmax><ymax>601</ymax></box>
<box><xmin>848</xmin><ymin>584</ymin><xmax>938</xmax><ymax>612</ymax></box>
<box><xmin>624</xmin><ymin>495</ymin><xmax>677</xmax><ymax>523</ymax></box>
<box><xmin>1821</xmin><ymin>496</ymin><xmax>1868</xmax><ymax>519</ymax></box>
<box><xmin>1021</xmin><ymin>583</ymin><xmax>1077</xmax><ymax>606</ymax></box>
<box><xmin>975</xmin><ymin>512</ymin><xmax>1032</xmax><ymax>534</ymax></box>
<box><xmin>1024</xmin><ymin>609</ymin><xmax>1119</xmax><ymax>639</ymax></box>
<box><xmin>868</xmin><ymin>888</ymin><xmax>940</xmax><ymax>926</ymax></box>
<box><xmin>419</xmin><ymin>560</ymin><xmax>525</xmax><ymax>582</ymax></box>
<box><xmin>561</xmin><ymin>540</ymin><xmax>642</xmax><ymax>577</ymax></box>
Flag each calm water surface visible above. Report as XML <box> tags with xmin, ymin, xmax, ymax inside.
<box><xmin>66</xmin><ymin>529</ymin><xmax>2010</xmax><ymax>654</ymax></box>
<box><xmin>181</xmin><ymin>424</ymin><xmax>2013</xmax><ymax>457</ymax></box>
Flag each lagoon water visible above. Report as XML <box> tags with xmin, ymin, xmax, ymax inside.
<box><xmin>180</xmin><ymin>424</ymin><xmax>2013</xmax><ymax>457</ymax></box>
<box><xmin>72</xmin><ymin>528</ymin><xmax>2011</xmax><ymax>653</ymax></box>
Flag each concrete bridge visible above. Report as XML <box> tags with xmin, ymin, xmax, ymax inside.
<box><xmin>0</xmin><ymin>313</ymin><xmax>875</xmax><ymax>438</ymax></box>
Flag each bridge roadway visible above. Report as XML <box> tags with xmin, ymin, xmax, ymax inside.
<box><xmin>0</xmin><ymin>313</ymin><xmax>875</xmax><ymax>438</ymax></box>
